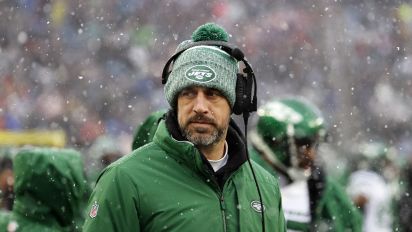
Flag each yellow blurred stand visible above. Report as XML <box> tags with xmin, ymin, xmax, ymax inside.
<box><xmin>0</xmin><ymin>130</ymin><xmax>66</xmax><ymax>148</ymax></box>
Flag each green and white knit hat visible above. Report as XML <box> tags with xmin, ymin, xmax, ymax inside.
<box><xmin>164</xmin><ymin>23</ymin><xmax>239</xmax><ymax>108</ymax></box>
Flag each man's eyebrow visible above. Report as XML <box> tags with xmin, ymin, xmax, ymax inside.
<box><xmin>207</xmin><ymin>88</ymin><xmax>224</xmax><ymax>95</ymax></box>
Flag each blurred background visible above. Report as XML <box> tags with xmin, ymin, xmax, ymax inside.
<box><xmin>0</xmin><ymin>0</ymin><xmax>412</xmax><ymax>177</ymax></box>
<box><xmin>0</xmin><ymin>0</ymin><xmax>412</xmax><ymax>228</ymax></box>
<box><xmin>1</xmin><ymin>0</ymin><xmax>412</xmax><ymax>229</ymax></box>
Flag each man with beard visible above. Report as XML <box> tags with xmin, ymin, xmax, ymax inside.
<box><xmin>83</xmin><ymin>23</ymin><xmax>286</xmax><ymax>232</ymax></box>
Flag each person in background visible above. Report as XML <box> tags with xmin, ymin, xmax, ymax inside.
<box><xmin>85</xmin><ymin>135</ymin><xmax>124</xmax><ymax>189</ymax></box>
<box><xmin>83</xmin><ymin>22</ymin><xmax>286</xmax><ymax>232</ymax></box>
<box><xmin>397</xmin><ymin>158</ymin><xmax>412</xmax><ymax>232</ymax></box>
<box><xmin>346</xmin><ymin>142</ymin><xmax>400</xmax><ymax>232</ymax></box>
<box><xmin>249</xmin><ymin>97</ymin><xmax>362</xmax><ymax>232</ymax></box>
<box><xmin>0</xmin><ymin>147</ymin><xmax>15</xmax><ymax>212</ymax></box>
<box><xmin>131</xmin><ymin>109</ymin><xmax>166</xmax><ymax>151</ymax></box>
<box><xmin>0</xmin><ymin>146</ymin><xmax>88</xmax><ymax>232</ymax></box>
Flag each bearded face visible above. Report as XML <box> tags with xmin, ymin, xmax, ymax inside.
<box><xmin>177</xmin><ymin>86</ymin><xmax>231</xmax><ymax>147</ymax></box>
<box><xmin>179</xmin><ymin>113</ymin><xmax>227</xmax><ymax>146</ymax></box>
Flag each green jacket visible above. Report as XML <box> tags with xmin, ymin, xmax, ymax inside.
<box><xmin>250</xmin><ymin>148</ymin><xmax>363</xmax><ymax>232</ymax></box>
<box><xmin>84</xmin><ymin>114</ymin><xmax>286</xmax><ymax>232</ymax></box>
<box><xmin>0</xmin><ymin>147</ymin><xmax>88</xmax><ymax>232</ymax></box>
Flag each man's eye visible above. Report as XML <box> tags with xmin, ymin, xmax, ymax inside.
<box><xmin>207</xmin><ymin>90</ymin><xmax>222</xmax><ymax>97</ymax></box>
<box><xmin>180</xmin><ymin>90</ymin><xmax>195</xmax><ymax>97</ymax></box>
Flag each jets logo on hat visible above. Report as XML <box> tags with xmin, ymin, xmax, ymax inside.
<box><xmin>89</xmin><ymin>201</ymin><xmax>99</xmax><ymax>218</ymax></box>
<box><xmin>250</xmin><ymin>200</ymin><xmax>265</xmax><ymax>213</ymax></box>
<box><xmin>185</xmin><ymin>65</ymin><xmax>216</xmax><ymax>83</ymax></box>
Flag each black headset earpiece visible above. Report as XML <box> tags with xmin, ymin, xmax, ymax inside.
<box><xmin>232</xmin><ymin>58</ymin><xmax>257</xmax><ymax>115</ymax></box>
<box><xmin>233</xmin><ymin>73</ymin><xmax>247</xmax><ymax>115</ymax></box>
<box><xmin>161</xmin><ymin>40</ymin><xmax>257</xmax><ymax>116</ymax></box>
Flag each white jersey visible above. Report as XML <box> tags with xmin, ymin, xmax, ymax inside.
<box><xmin>280</xmin><ymin>180</ymin><xmax>311</xmax><ymax>231</ymax></box>
<box><xmin>346</xmin><ymin>170</ymin><xmax>393</xmax><ymax>232</ymax></box>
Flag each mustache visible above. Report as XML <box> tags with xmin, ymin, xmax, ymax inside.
<box><xmin>187</xmin><ymin>114</ymin><xmax>215</xmax><ymax>125</ymax></box>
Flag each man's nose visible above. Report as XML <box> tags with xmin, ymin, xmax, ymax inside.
<box><xmin>193</xmin><ymin>92</ymin><xmax>209</xmax><ymax>114</ymax></box>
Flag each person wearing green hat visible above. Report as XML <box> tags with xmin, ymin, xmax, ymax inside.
<box><xmin>83</xmin><ymin>23</ymin><xmax>286</xmax><ymax>232</ymax></box>
<box><xmin>131</xmin><ymin>109</ymin><xmax>166</xmax><ymax>151</ymax></box>
<box><xmin>0</xmin><ymin>146</ymin><xmax>88</xmax><ymax>232</ymax></box>
<box><xmin>249</xmin><ymin>97</ymin><xmax>363</xmax><ymax>232</ymax></box>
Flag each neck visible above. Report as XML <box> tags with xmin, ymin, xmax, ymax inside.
<box><xmin>199</xmin><ymin>139</ymin><xmax>226</xmax><ymax>160</ymax></box>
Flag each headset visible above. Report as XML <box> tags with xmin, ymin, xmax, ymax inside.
<box><xmin>162</xmin><ymin>41</ymin><xmax>267</xmax><ymax>232</ymax></box>
<box><xmin>161</xmin><ymin>40</ymin><xmax>257</xmax><ymax>117</ymax></box>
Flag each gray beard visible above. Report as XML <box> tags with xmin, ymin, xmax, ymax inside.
<box><xmin>181</xmin><ymin>125</ymin><xmax>225</xmax><ymax>146</ymax></box>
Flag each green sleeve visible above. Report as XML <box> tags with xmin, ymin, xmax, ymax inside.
<box><xmin>83</xmin><ymin>166</ymin><xmax>141</xmax><ymax>232</ymax></box>
<box><xmin>318</xmin><ymin>178</ymin><xmax>363</xmax><ymax>232</ymax></box>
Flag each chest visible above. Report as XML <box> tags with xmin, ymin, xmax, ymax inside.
<box><xmin>134</xmin><ymin>161</ymin><xmax>271</xmax><ymax>232</ymax></box>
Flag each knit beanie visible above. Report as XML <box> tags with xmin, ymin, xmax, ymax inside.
<box><xmin>164</xmin><ymin>23</ymin><xmax>239</xmax><ymax>108</ymax></box>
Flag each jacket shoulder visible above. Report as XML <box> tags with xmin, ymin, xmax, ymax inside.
<box><xmin>94</xmin><ymin>142</ymin><xmax>165</xmax><ymax>184</ymax></box>
<box><xmin>111</xmin><ymin>142</ymin><xmax>164</xmax><ymax>166</ymax></box>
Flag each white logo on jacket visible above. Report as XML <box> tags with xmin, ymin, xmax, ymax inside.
<box><xmin>250</xmin><ymin>200</ymin><xmax>265</xmax><ymax>213</ymax></box>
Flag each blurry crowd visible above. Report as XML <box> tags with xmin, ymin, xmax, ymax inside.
<box><xmin>1</xmin><ymin>0</ymin><xmax>412</xmax><ymax>151</ymax></box>
<box><xmin>1</xmin><ymin>0</ymin><xmax>412</xmax><ymax>231</ymax></box>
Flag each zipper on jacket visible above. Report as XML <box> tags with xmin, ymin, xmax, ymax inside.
<box><xmin>211</xmin><ymin>177</ymin><xmax>228</xmax><ymax>232</ymax></box>
<box><xmin>205</xmin><ymin>169</ymin><xmax>228</xmax><ymax>232</ymax></box>
<box><xmin>220</xmin><ymin>194</ymin><xmax>227</xmax><ymax>232</ymax></box>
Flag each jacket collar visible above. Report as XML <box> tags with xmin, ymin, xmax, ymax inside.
<box><xmin>153</xmin><ymin>110</ymin><xmax>248</xmax><ymax>178</ymax></box>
